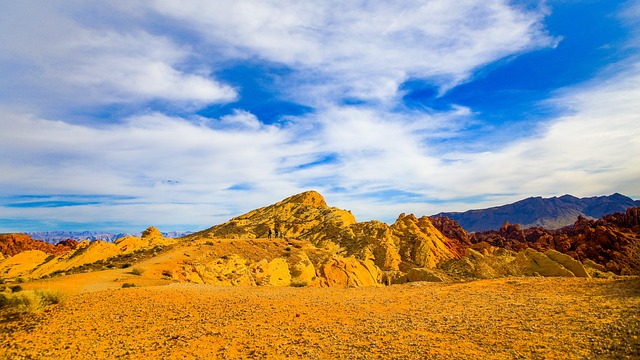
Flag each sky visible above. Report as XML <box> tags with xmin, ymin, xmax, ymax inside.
<box><xmin>1</xmin><ymin>0</ymin><xmax>639</xmax><ymax>233</ymax></box>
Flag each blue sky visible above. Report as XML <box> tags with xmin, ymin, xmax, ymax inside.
<box><xmin>1</xmin><ymin>0</ymin><xmax>639</xmax><ymax>233</ymax></box>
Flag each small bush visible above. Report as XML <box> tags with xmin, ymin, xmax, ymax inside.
<box><xmin>0</xmin><ymin>289</ymin><xmax>63</xmax><ymax>313</ymax></box>
<box><xmin>15</xmin><ymin>277</ymin><xmax>26</xmax><ymax>284</ymax></box>
<box><xmin>10</xmin><ymin>285</ymin><xmax>23</xmax><ymax>293</ymax></box>
<box><xmin>0</xmin><ymin>292</ymin><xmax>41</xmax><ymax>312</ymax></box>
<box><xmin>120</xmin><ymin>263</ymin><xmax>132</xmax><ymax>269</ymax></box>
<box><xmin>35</xmin><ymin>289</ymin><xmax>65</xmax><ymax>306</ymax></box>
<box><xmin>130</xmin><ymin>267</ymin><xmax>144</xmax><ymax>276</ymax></box>
<box><xmin>121</xmin><ymin>283</ymin><xmax>137</xmax><ymax>288</ymax></box>
<box><xmin>290</xmin><ymin>281</ymin><xmax>307</xmax><ymax>288</ymax></box>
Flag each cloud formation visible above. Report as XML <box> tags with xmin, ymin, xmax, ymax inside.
<box><xmin>0</xmin><ymin>1</ymin><xmax>638</xmax><ymax>232</ymax></box>
<box><xmin>148</xmin><ymin>0</ymin><xmax>555</xmax><ymax>102</ymax></box>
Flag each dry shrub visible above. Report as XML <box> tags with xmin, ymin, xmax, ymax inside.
<box><xmin>0</xmin><ymin>289</ymin><xmax>64</xmax><ymax>313</ymax></box>
<box><xmin>130</xmin><ymin>267</ymin><xmax>144</xmax><ymax>276</ymax></box>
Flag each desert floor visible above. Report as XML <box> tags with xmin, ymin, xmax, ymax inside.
<box><xmin>1</xmin><ymin>277</ymin><xmax>639</xmax><ymax>359</ymax></box>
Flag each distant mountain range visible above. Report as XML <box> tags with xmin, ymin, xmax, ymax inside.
<box><xmin>434</xmin><ymin>193</ymin><xmax>640</xmax><ymax>232</ymax></box>
<box><xmin>26</xmin><ymin>230</ymin><xmax>192</xmax><ymax>244</ymax></box>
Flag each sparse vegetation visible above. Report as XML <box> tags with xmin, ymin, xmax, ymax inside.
<box><xmin>15</xmin><ymin>276</ymin><xmax>26</xmax><ymax>284</ymax></box>
<box><xmin>34</xmin><ymin>289</ymin><xmax>65</xmax><ymax>305</ymax></box>
<box><xmin>0</xmin><ymin>288</ymin><xmax>64</xmax><ymax>313</ymax></box>
<box><xmin>10</xmin><ymin>285</ymin><xmax>23</xmax><ymax>293</ymax></box>
<box><xmin>121</xmin><ymin>283</ymin><xmax>137</xmax><ymax>288</ymax></box>
<box><xmin>130</xmin><ymin>267</ymin><xmax>144</xmax><ymax>276</ymax></box>
<box><xmin>290</xmin><ymin>280</ymin><xmax>307</xmax><ymax>287</ymax></box>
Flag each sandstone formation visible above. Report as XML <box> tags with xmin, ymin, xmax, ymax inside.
<box><xmin>188</xmin><ymin>191</ymin><xmax>462</xmax><ymax>276</ymax></box>
<box><xmin>189</xmin><ymin>191</ymin><xmax>357</xmax><ymax>242</ymax></box>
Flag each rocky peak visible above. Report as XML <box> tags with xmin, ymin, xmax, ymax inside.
<box><xmin>280</xmin><ymin>190</ymin><xmax>327</xmax><ymax>206</ymax></box>
<box><xmin>141</xmin><ymin>226</ymin><xmax>163</xmax><ymax>239</ymax></box>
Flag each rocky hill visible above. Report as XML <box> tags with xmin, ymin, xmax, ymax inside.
<box><xmin>188</xmin><ymin>191</ymin><xmax>463</xmax><ymax>274</ymax></box>
<box><xmin>434</xmin><ymin>193</ymin><xmax>640</xmax><ymax>232</ymax></box>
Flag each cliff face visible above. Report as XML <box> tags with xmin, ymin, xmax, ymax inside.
<box><xmin>435</xmin><ymin>193</ymin><xmax>640</xmax><ymax>232</ymax></box>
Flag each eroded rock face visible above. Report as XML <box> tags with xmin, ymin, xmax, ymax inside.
<box><xmin>392</xmin><ymin>214</ymin><xmax>461</xmax><ymax>270</ymax></box>
<box><xmin>316</xmin><ymin>257</ymin><xmax>380</xmax><ymax>287</ymax></box>
<box><xmin>515</xmin><ymin>248</ymin><xmax>577</xmax><ymax>277</ymax></box>
<box><xmin>544</xmin><ymin>249</ymin><xmax>590</xmax><ymax>278</ymax></box>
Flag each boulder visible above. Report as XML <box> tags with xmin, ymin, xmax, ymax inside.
<box><xmin>288</xmin><ymin>252</ymin><xmax>318</xmax><ymax>287</ymax></box>
<box><xmin>515</xmin><ymin>248</ymin><xmax>575</xmax><ymax>277</ymax></box>
<box><xmin>317</xmin><ymin>257</ymin><xmax>380</xmax><ymax>287</ymax></box>
<box><xmin>251</xmin><ymin>257</ymin><xmax>292</xmax><ymax>286</ymax></box>
<box><xmin>544</xmin><ymin>249</ymin><xmax>590</xmax><ymax>277</ymax></box>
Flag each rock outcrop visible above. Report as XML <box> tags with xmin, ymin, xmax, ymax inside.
<box><xmin>189</xmin><ymin>191</ymin><xmax>357</xmax><ymax>242</ymax></box>
<box><xmin>189</xmin><ymin>191</ymin><xmax>463</xmax><ymax>275</ymax></box>
<box><xmin>0</xmin><ymin>233</ymin><xmax>78</xmax><ymax>257</ymax></box>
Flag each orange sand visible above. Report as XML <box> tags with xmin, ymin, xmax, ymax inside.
<box><xmin>1</xmin><ymin>277</ymin><xmax>639</xmax><ymax>359</ymax></box>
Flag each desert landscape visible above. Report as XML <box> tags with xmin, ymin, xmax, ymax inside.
<box><xmin>1</xmin><ymin>191</ymin><xmax>639</xmax><ymax>359</ymax></box>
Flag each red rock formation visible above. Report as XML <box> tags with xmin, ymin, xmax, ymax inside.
<box><xmin>0</xmin><ymin>233</ymin><xmax>78</xmax><ymax>257</ymax></box>
<box><xmin>464</xmin><ymin>208</ymin><xmax>640</xmax><ymax>275</ymax></box>
<box><xmin>430</xmin><ymin>215</ymin><xmax>472</xmax><ymax>247</ymax></box>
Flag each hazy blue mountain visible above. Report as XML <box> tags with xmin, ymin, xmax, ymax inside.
<box><xmin>433</xmin><ymin>193</ymin><xmax>640</xmax><ymax>232</ymax></box>
<box><xmin>26</xmin><ymin>230</ymin><xmax>192</xmax><ymax>244</ymax></box>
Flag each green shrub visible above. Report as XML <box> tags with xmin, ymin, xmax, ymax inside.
<box><xmin>10</xmin><ymin>285</ymin><xmax>23</xmax><ymax>293</ymax></box>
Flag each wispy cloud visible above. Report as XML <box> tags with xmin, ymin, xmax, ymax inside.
<box><xmin>0</xmin><ymin>2</ymin><xmax>236</xmax><ymax>115</ymax></box>
<box><xmin>147</xmin><ymin>0</ymin><xmax>555</xmax><ymax>103</ymax></box>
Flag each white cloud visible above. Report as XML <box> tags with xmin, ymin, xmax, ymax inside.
<box><xmin>147</xmin><ymin>0</ymin><xmax>555</xmax><ymax>103</ymax></box>
<box><xmin>0</xmin><ymin>1</ymin><xmax>638</xmax><ymax>231</ymax></box>
<box><xmin>0</xmin><ymin>2</ymin><xmax>236</xmax><ymax>111</ymax></box>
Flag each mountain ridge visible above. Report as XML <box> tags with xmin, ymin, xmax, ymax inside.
<box><xmin>25</xmin><ymin>230</ymin><xmax>192</xmax><ymax>244</ymax></box>
<box><xmin>434</xmin><ymin>193</ymin><xmax>640</xmax><ymax>232</ymax></box>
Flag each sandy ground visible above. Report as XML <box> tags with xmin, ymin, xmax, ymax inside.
<box><xmin>1</xmin><ymin>277</ymin><xmax>639</xmax><ymax>359</ymax></box>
